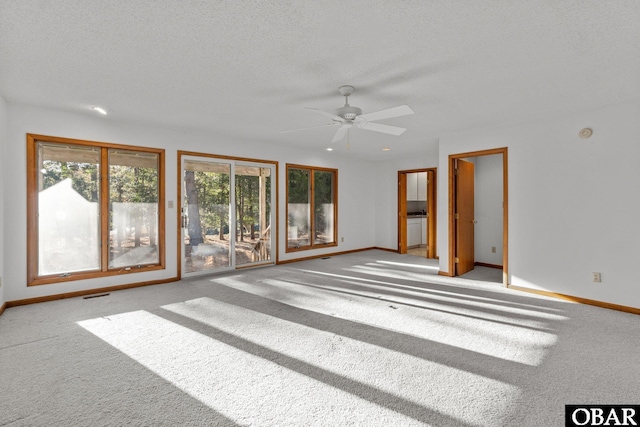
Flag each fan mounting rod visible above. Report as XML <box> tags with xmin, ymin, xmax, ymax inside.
<box><xmin>335</xmin><ymin>85</ymin><xmax>361</xmax><ymax>119</ymax></box>
<box><xmin>338</xmin><ymin>85</ymin><xmax>354</xmax><ymax>106</ymax></box>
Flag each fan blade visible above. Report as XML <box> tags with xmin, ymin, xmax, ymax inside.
<box><xmin>358</xmin><ymin>105</ymin><xmax>414</xmax><ymax>122</ymax></box>
<box><xmin>281</xmin><ymin>122</ymin><xmax>339</xmax><ymax>134</ymax></box>
<box><xmin>332</xmin><ymin>125</ymin><xmax>350</xmax><ymax>143</ymax></box>
<box><xmin>305</xmin><ymin>107</ymin><xmax>344</xmax><ymax>122</ymax></box>
<box><xmin>359</xmin><ymin>122</ymin><xmax>406</xmax><ymax>136</ymax></box>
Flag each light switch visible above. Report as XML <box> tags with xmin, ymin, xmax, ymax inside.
<box><xmin>168</xmin><ymin>201</ymin><xmax>174</xmax><ymax>208</ymax></box>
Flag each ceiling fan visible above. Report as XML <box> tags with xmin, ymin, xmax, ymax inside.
<box><xmin>282</xmin><ymin>85</ymin><xmax>414</xmax><ymax>143</ymax></box>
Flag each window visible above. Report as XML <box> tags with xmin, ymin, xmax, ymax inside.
<box><xmin>286</xmin><ymin>164</ymin><xmax>337</xmax><ymax>251</ymax></box>
<box><xmin>27</xmin><ymin>134</ymin><xmax>165</xmax><ymax>285</ymax></box>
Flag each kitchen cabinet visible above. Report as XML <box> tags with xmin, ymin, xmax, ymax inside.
<box><xmin>407</xmin><ymin>218</ymin><xmax>421</xmax><ymax>247</ymax></box>
<box><xmin>421</xmin><ymin>218</ymin><xmax>427</xmax><ymax>245</ymax></box>
<box><xmin>407</xmin><ymin>173</ymin><xmax>418</xmax><ymax>201</ymax></box>
<box><xmin>406</xmin><ymin>172</ymin><xmax>427</xmax><ymax>201</ymax></box>
<box><xmin>417</xmin><ymin>172</ymin><xmax>427</xmax><ymax>201</ymax></box>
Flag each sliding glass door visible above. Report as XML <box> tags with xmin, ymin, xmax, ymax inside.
<box><xmin>234</xmin><ymin>164</ymin><xmax>273</xmax><ymax>267</ymax></box>
<box><xmin>182</xmin><ymin>158</ymin><xmax>232</xmax><ymax>275</ymax></box>
<box><xmin>181</xmin><ymin>155</ymin><xmax>274</xmax><ymax>277</ymax></box>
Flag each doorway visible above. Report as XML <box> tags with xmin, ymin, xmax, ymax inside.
<box><xmin>178</xmin><ymin>152</ymin><xmax>277</xmax><ymax>278</ymax></box>
<box><xmin>397</xmin><ymin>168</ymin><xmax>437</xmax><ymax>258</ymax></box>
<box><xmin>447</xmin><ymin>147</ymin><xmax>508</xmax><ymax>285</ymax></box>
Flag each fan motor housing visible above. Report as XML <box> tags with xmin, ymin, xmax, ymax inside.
<box><xmin>335</xmin><ymin>105</ymin><xmax>362</xmax><ymax>120</ymax></box>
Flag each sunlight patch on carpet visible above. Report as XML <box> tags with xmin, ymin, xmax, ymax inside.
<box><xmin>212</xmin><ymin>275</ymin><xmax>558</xmax><ymax>367</ymax></box>
<box><xmin>349</xmin><ymin>264</ymin><xmax>441</xmax><ymax>282</ymax></box>
<box><xmin>300</xmin><ymin>268</ymin><xmax>567</xmax><ymax>317</ymax></box>
<box><xmin>78</xmin><ymin>310</ymin><xmax>433</xmax><ymax>426</ymax></box>
<box><xmin>161</xmin><ymin>296</ymin><xmax>519</xmax><ymax>425</ymax></box>
<box><xmin>374</xmin><ymin>260</ymin><xmax>440</xmax><ymax>270</ymax></box>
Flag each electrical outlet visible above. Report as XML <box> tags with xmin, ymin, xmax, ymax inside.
<box><xmin>592</xmin><ymin>272</ymin><xmax>602</xmax><ymax>283</ymax></box>
<box><xmin>491</xmin><ymin>246</ymin><xmax>496</xmax><ymax>253</ymax></box>
<box><xmin>168</xmin><ymin>200</ymin><xmax>174</xmax><ymax>208</ymax></box>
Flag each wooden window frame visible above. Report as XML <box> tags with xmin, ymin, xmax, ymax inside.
<box><xmin>27</xmin><ymin>134</ymin><xmax>165</xmax><ymax>286</ymax></box>
<box><xmin>285</xmin><ymin>164</ymin><xmax>338</xmax><ymax>253</ymax></box>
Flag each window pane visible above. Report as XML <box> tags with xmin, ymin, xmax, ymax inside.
<box><xmin>109</xmin><ymin>150</ymin><xmax>159</xmax><ymax>268</ymax></box>
<box><xmin>183</xmin><ymin>160</ymin><xmax>231</xmax><ymax>273</ymax></box>
<box><xmin>38</xmin><ymin>143</ymin><xmax>101</xmax><ymax>275</ymax></box>
<box><xmin>235</xmin><ymin>166</ymin><xmax>272</xmax><ymax>265</ymax></box>
<box><xmin>287</xmin><ymin>168</ymin><xmax>310</xmax><ymax>248</ymax></box>
<box><xmin>314</xmin><ymin>170</ymin><xmax>335</xmax><ymax>245</ymax></box>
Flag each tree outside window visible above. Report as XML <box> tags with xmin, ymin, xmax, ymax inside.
<box><xmin>286</xmin><ymin>164</ymin><xmax>337</xmax><ymax>251</ymax></box>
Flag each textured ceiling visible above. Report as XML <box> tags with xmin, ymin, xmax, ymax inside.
<box><xmin>1</xmin><ymin>1</ymin><xmax>639</xmax><ymax>160</ymax></box>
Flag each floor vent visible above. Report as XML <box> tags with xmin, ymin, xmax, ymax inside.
<box><xmin>321</xmin><ymin>257</ymin><xmax>331</xmax><ymax>260</ymax></box>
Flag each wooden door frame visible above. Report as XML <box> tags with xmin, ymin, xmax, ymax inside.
<box><xmin>445</xmin><ymin>147</ymin><xmax>508</xmax><ymax>286</ymax></box>
<box><xmin>397</xmin><ymin>168</ymin><xmax>437</xmax><ymax>257</ymax></box>
<box><xmin>398</xmin><ymin>173</ymin><xmax>408</xmax><ymax>253</ymax></box>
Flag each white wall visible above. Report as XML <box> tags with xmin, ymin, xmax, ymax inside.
<box><xmin>3</xmin><ymin>103</ymin><xmax>376</xmax><ymax>302</ymax></box>
<box><xmin>438</xmin><ymin>100</ymin><xmax>640</xmax><ymax>309</ymax></box>
<box><xmin>0</xmin><ymin>95</ymin><xmax>6</xmax><ymax>307</ymax></box>
<box><xmin>5</xmin><ymin>99</ymin><xmax>640</xmax><ymax>310</ymax></box>
<box><xmin>474</xmin><ymin>154</ymin><xmax>503</xmax><ymax>265</ymax></box>
<box><xmin>373</xmin><ymin>146</ymin><xmax>439</xmax><ymax>249</ymax></box>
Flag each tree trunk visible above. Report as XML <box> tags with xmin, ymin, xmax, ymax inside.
<box><xmin>134</xmin><ymin>213</ymin><xmax>141</xmax><ymax>247</ymax></box>
<box><xmin>249</xmin><ymin>179</ymin><xmax>255</xmax><ymax>240</ymax></box>
<box><xmin>237</xmin><ymin>179</ymin><xmax>244</xmax><ymax>242</ymax></box>
<box><xmin>239</xmin><ymin>202</ymin><xmax>244</xmax><ymax>242</ymax></box>
<box><xmin>185</xmin><ymin>170</ymin><xmax>204</xmax><ymax>246</ymax></box>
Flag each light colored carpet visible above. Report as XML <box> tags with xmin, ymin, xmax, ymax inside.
<box><xmin>1</xmin><ymin>249</ymin><xmax>638</xmax><ymax>426</ymax></box>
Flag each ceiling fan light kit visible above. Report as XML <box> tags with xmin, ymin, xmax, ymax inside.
<box><xmin>283</xmin><ymin>85</ymin><xmax>414</xmax><ymax>144</ymax></box>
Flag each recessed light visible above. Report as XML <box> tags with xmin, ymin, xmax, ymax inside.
<box><xmin>382</xmin><ymin>147</ymin><xmax>391</xmax><ymax>151</ymax></box>
<box><xmin>92</xmin><ymin>106</ymin><xmax>107</xmax><ymax>115</ymax></box>
<box><xmin>326</xmin><ymin>148</ymin><xmax>333</xmax><ymax>151</ymax></box>
<box><xmin>579</xmin><ymin>128</ymin><xmax>593</xmax><ymax>138</ymax></box>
